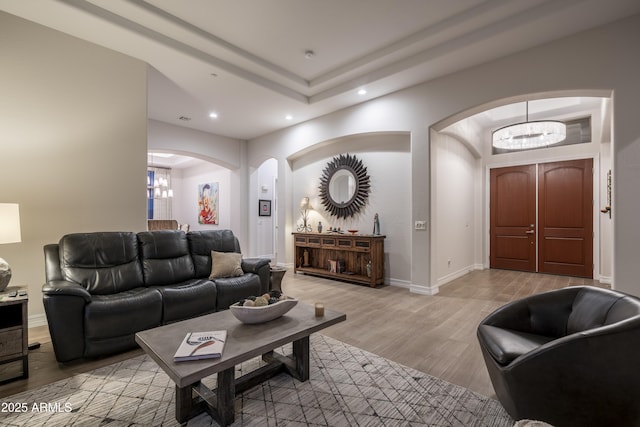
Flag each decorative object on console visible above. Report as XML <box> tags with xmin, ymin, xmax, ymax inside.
<box><xmin>319</xmin><ymin>153</ymin><xmax>370</xmax><ymax>219</ymax></box>
<box><xmin>317</xmin><ymin>221</ymin><xmax>323</xmax><ymax>233</ymax></box>
<box><xmin>373</xmin><ymin>213</ymin><xmax>381</xmax><ymax>235</ymax></box>
<box><xmin>0</xmin><ymin>203</ymin><xmax>21</xmax><ymax>292</ymax></box>
<box><xmin>297</xmin><ymin>197</ymin><xmax>312</xmax><ymax>232</ymax></box>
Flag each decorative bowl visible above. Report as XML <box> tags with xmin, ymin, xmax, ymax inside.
<box><xmin>348</xmin><ymin>229</ymin><xmax>359</xmax><ymax>235</ymax></box>
<box><xmin>229</xmin><ymin>298</ymin><xmax>298</xmax><ymax>324</ymax></box>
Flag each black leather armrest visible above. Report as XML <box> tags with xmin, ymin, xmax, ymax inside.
<box><xmin>241</xmin><ymin>257</ymin><xmax>271</xmax><ymax>274</ymax></box>
<box><xmin>42</xmin><ymin>280</ymin><xmax>92</xmax><ymax>302</ymax></box>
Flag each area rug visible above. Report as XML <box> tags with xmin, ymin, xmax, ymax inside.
<box><xmin>0</xmin><ymin>335</ymin><xmax>513</xmax><ymax>426</ymax></box>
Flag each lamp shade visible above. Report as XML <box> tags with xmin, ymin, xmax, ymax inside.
<box><xmin>0</xmin><ymin>203</ymin><xmax>21</xmax><ymax>244</ymax></box>
<box><xmin>300</xmin><ymin>197</ymin><xmax>310</xmax><ymax>210</ymax></box>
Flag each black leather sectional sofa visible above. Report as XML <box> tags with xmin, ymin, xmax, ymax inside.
<box><xmin>43</xmin><ymin>229</ymin><xmax>270</xmax><ymax>362</ymax></box>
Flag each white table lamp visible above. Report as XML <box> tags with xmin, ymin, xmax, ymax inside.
<box><xmin>0</xmin><ymin>203</ymin><xmax>22</xmax><ymax>291</ymax></box>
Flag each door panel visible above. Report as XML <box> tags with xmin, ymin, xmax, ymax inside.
<box><xmin>490</xmin><ymin>165</ymin><xmax>536</xmax><ymax>272</ymax></box>
<box><xmin>538</xmin><ymin>159</ymin><xmax>593</xmax><ymax>278</ymax></box>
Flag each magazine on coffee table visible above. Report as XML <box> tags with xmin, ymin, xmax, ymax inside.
<box><xmin>174</xmin><ymin>330</ymin><xmax>227</xmax><ymax>362</ymax></box>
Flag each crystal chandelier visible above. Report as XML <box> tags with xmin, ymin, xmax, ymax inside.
<box><xmin>492</xmin><ymin>102</ymin><xmax>566</xmax><ymax>150</ymax></box>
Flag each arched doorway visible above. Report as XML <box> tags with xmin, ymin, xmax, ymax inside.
<box><xmin>430</xmin><ymin>94</ymin><xmax>613</xmax><ymax>287</ymax></box>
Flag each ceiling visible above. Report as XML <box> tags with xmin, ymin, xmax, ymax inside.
<box><xmin>2</xmin><ymin>0</ymin><xmax>639</xmax><ymax>141</ymax></box>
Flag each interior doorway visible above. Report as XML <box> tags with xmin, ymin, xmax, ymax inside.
<box><xmin>490</xmin><ymin>158</ymin><xmax>594</xmax><ymax>278</ymax></box>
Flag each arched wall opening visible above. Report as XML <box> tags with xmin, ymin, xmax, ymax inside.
<box><xmin>430</xmin><ymin>92</ymin><xmax>613</xmax><ymax>290</ymax></box>
<box><xmin>286</xmin><ymin>131</ymin><xmax>412</xmax><ymax>286</ymax></box>
<box><xmin>147</xmin><ymin>150</ymin><xmax>236</xmax><ymax>232</ymax></box>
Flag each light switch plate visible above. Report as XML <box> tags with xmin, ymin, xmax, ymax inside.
<box><xmin>415</xmin><ymin>220</ymin><xmax>427</xmax><ymax>230</ymax></box>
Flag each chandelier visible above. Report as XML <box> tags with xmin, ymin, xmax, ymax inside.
<box><xmin>492</xmin><ymin>102</ymin><xmax>566</xmax><ymax>150</ymax></box>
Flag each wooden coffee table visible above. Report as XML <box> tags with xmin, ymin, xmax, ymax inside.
<box><xmin>135</xmin><ymin>302</ymin><xmax>346</xmax><ymax>426</ymax></box>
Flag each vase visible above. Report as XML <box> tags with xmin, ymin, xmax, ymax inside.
<box><xmin>317</xmin><ymin>221</ymin><xmax>323</xmax><ymax>233</ymax></box>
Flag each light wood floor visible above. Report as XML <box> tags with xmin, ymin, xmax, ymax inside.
<box><xmin>0</xmin><ymin>269</ymin><xmax>604</xmax><ymax>399</ymax></box>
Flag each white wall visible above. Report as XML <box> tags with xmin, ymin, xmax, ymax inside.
<box><xmin>288</xmin><ymin>134</ymin><xmax>412</xmax><ymax>284</ymax></box>
<box><xmin>248</xmin><ymin>13</ymin><xmax>640</xmax><ymax>296</ymax></box>
<box><xmin>251</xmin><ymin>158</ymin><xmax>278</xmax><ymax>259</ymax></box>
<box><xmin>171</xmin><ymin>163</ymin><xmax>233</xmax><ymax>232</ymax></box>
<box><xmin>431</xmin><ymin>132</ymin><xmax>480</xmax><ymax>288</ymax></box>
<box><xmin>0</xmin><ymin>12</ymin><xmax>148</xmax><ymax>321</ymax></box>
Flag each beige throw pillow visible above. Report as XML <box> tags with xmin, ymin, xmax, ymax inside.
<box><xmin>209</xmin><ymin>251</ymin><xmax>244</xmax><ymax>279</ymax></box>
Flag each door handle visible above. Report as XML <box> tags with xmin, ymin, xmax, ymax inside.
<box><xmin>525</xmin><ymin>230</ymin><xmax>535</xmax><ymax>234</ymax></box>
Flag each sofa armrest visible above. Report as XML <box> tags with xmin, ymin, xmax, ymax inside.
<box><xmin>242</xmin><ymin>258</ymin><xmax>271</xmax><ymax>294</ymax></box>
<box><xmin>42</xmin><ymin>280</ymin><xmax>91</xmax><ymax>363</ymax></box>
<box><xmin>241</xmin><ymin>257</ymin><xmax>271</xmax><ymax>273</ymax></box>
<box><xmin>43</xmin><ymin>280</ymin><xmax>92</xmax><ymax>302</ymax></box>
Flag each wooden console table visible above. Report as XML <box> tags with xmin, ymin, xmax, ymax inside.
<box><xmin>293</xmin><ymin>232</ymin><xmax>385</xmax><ymax>287</ymax></box>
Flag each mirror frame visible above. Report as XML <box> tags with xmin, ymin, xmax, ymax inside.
<box><xmin>318</xmin><ymin>153</ymin><xmax>370</xmax><ymax>219</ymax></box>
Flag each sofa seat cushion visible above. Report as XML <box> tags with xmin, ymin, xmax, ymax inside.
<box><xmin>214</xmin><ymin>273</ymin><xmax>261</xmax><ymax>311</ymax></box>
<box><xmin>154</xmin><ymin>279</ymin><xmax>218</xmax><ymax>323</ymax></box>
<box><xmin>85</xmin><ymin>288</ymin><xmax>162</xmax><ymax>340</ymax></box>
<box><xmin>478</xmin><ymin>324</ymin><xmax>555</xmax><ymax>365</ymax></box>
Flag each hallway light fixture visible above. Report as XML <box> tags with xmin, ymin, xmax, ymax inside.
<box><xmin>492</xmin><ymin>102</ymin><xmax>566</xmax><ymax>150</ymax></box>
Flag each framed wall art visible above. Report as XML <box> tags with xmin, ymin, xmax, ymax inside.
<box><xmin>259</xmin><ymin>199</ymin><xmax>271</xmax><ymax>217</ymax></box>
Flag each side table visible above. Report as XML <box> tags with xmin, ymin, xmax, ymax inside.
<box><xmin>0</xmin><ymin>286</ymin><xmax>28</xmax><ymax>383</ymax></box>
<box><xmin>270</xmin><ymin>267</ymin><xmax>287</xmax><ymax>292</ymax></box>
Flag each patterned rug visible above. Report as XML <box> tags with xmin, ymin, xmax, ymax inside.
<box><xmin>0</xmin><ymin>335</ymin><xmax>512</xmax><ymax>426</ymax></box>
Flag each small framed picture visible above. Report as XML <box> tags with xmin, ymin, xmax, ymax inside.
<box><xmin>259</xmin><ymin>199</ymin><xmax>271</xmax><ymax>216</ymax></box>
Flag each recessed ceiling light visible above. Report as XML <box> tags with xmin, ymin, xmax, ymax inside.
<box><xmin>209</xmin><ymin>112</ymin><xmax>218</xmax><ymax>119</ymax></box>
<box><xmin>358</xmin><ymin>89</ymin><xmax>367</xmax><ymax>96</ymax></box>
<box><xmin>285</xmin><ymin>115</ymin><xmax>293</xmax><ymax>120</ymax></box>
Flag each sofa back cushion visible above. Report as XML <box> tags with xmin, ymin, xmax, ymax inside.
<box><xmin>137</xmin><ymin>230</ymin><xmax>195</xmax><ymax>285</ymax></box>
<box><xmin>59</xmin><ymin>232</ymin><xmax>144</xmax><ymax>295</ymax></box>
<box><xmin>188</xmin><ymin>230</ymin><xmax>241</xmax><ymax>278</ymax></box>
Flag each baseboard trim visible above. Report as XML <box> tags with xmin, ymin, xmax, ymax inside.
<box><xmin>387</xmin><ymin>278</ymin><xmax>411</xmax><ymax>289</ymax></box>
<box><xmin>436</xmin><ymin>264</ymin><xmax>482</xmax><ymax>288</ymax></box>
<box><xmin>409</xmin><ymin>283</ymin><xmax>439</xmax><ymax>295</ymax></box>
<box><xmin>599</xmin><ymin>275</ymin><xmax>612</xmax><ymax>285</ymax></box>
<box><xmin>29</xmin><ymin>313</ymin><xmax>48</xmax><ymax>328</ymax></box>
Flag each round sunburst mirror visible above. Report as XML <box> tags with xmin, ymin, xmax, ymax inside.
<box><xmin>319</xmin><ymin>154</ymin><xmax>370</xmax><ymax>219</ymax></box>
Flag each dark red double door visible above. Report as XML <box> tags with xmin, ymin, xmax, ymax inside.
<box><xmin>490</xmin><ymin>159</ymin><xmax>593</xmax><ymax>278</ymax></box>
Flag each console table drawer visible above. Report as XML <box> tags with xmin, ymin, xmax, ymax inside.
<box><xmin>353</xmin><ymin>240</ymin><xmax>371</xmax><ymax>252</ymax></box>
<box><xmin>321</xmin><ymin>237</ymin><xmax>336</xmax><ymax>247</ymax></box>
<box><xmin>336</xmin><ymin>238</ymin><xmax>353</xmax><ymax>248</ymax></box>
<box><xmin>0</xmin><ymin>328</ymin><xmax>23</xmax><ymax>357</ymax></box>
